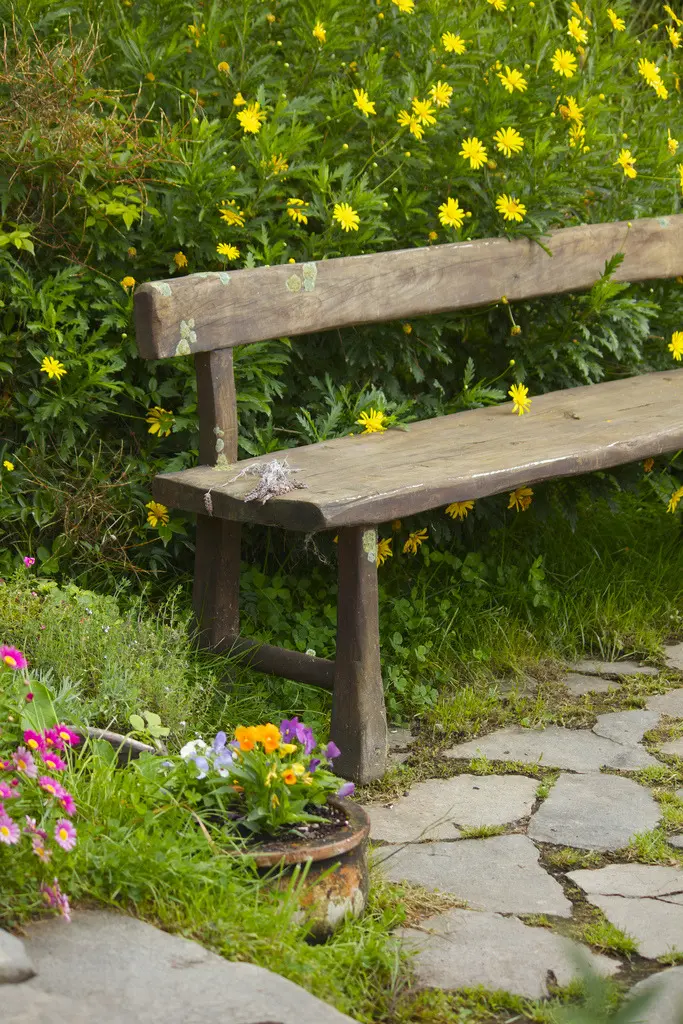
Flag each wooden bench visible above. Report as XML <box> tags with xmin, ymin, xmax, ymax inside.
<box><xmin>135</xmin><ymin>214</ymin><xmax>683</xmax><ymax>784</ymax></box>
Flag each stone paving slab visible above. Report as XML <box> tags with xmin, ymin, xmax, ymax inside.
<box><xmin>664</xmin><ymin>644</ymin><xmax>683</xmax><ymax>672</ymax></box>
<box><xmin>659</xmin><ymin>738</ymin><xmax>683</xmax><ymax>757</ymax></box>
<box><xmin>377</xmin><ymin>834</ymin><xmax>572</xmax><ymax>916</ymax></box>
<box><xmin>528</xmin><ymin>773</ymin><xmax>660</xmax><ymax>850</ymax></box>
<box><xmin>647</xmin><ymin>689</ymin><xmax>683</xmax><ymax>717</ymax></box>
<box><xmin>400</xmin><ymin>908</ymin><xmax>619</xmax><ymax>999</ymax></box>
<box><xmin>0</xmin><ymin>930</ymin><xmax>35</xmax><ymax>985</ymax></box>
<box><xmin>592</xmin><ymin>710</ymin><xmax>660</xmax><ymax>747</ymax></box>
<box><xmin>444</xmin><ymin>724</ymin><xmax>658</xmax><ymax>772</ymax></box>
<box><xmin>570</xmin><ymin>659</ymin><xmax>659</xmax><ymax>677</ymax></box>
<box><xmin>567</xmin><ymin>865</ymin><xmax>683</xmax><ymax>959</ymax></box>
<box><xmin>668</xmin><ymin>835</ymin><xmax>683</xmax><ymax>849</ymax></box>
<box><xmin>20</xmin><ymin>910</ymin><xmax>357</xmax><ymax>1024</ymax></box>
<box><xmin>630</xmin><ymin>966</ymin><xmax>683</xmax><ymax>1024</ymax></box>
<box><xmin>365</xmin><ymin>775</ymin><xmax>537</xmax><ymax>843</ymax></box>
<box><xmin>563</xmin><ymin>672</ymin><xmax>619</xmax><ymax>696</ymax></box>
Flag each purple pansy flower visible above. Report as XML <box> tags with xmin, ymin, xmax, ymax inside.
<box><xmin>308</xmin><ymin>758</ymin><xmax>321</xmax><ymax>774</ymax></box>
<box><xmin>212</xmin><ymin>731</ymin><xmax>227</xmax><ymax>754</ymax></box>
<box><xmin>336</xmin><ymin>782</ymin><xmax>355</xmax><ymax>798</ymax></box>
<box><xmin>279</xmin><ymin>717</ymin><xmax>300</xmax><ymax>744</ymax></box>
<box><xmin>324</xmin><ymin>740</ymin><xmax>341</xmax><ymax>762</ymax></box>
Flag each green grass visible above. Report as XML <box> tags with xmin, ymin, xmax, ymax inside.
<box><xmin>542</xmin><ymin>849</ymin><xmax>605</xmax><ymax>872</ymax></box>
<box><xmin>581</xmin><ymin>920</ymin><xmax>639</xmax><ymax>958</ymax></box>
<box><xmin>458</xmin><ymin>824</ymin><xmax>507</xmax><ymax>839</ymax></box>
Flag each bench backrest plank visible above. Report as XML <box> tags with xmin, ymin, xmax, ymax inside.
<box><xmin>135</xmin><ymin>215</ymin><xmax>683</xmax><ymax>360</ymax></box>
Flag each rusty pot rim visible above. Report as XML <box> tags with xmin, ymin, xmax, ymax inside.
<box><xmin>240</xmin><ymin>796</ymin><xmax>370</xmax><ymax>868</ymax></box>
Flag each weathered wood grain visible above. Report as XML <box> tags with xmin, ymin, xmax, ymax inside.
<box><xmin>134</xmin><ymin>216</ymin><xmax>683</xmax><ymax>358</ymax></box>
<box><xmin>192</xmin><ymin>348</ymin><xmax>241</xmax><ymax>648</ymax></box>
<box><xmin>154</xmin><ymin>369</ymin><xmax>683</xmax><ymax>532</ymax></box>
<box><xmin>227</xmin><ymin>637</ymin><xmax>335</xmax><ymax>690</ymax></box>
<box><xmin>331</xmin><ymin>527</ymin><xmax>387</xmax><ymax>783</ymax></box>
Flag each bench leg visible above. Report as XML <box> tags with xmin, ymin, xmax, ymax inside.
<box><xmin>192</xmin><ymin>514</ymin><xmax>241</xmax><ymax>649</ymax></box>
<box><xmin>331</xmin><ymin>526</ymin><xmax>388</xmax><ymax>783</ymax></box>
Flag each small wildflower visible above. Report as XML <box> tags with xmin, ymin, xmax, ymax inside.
<box><xmin>3</xmin><ymin>460</ymin><xmax>14</xmax><ymax>471</ymax></box>
<box><xmin>668</xmin><ymin>486</ymin><xmax>683</xmax><ymax>513</ymax></box>
<box><xmin>567</xmin><ymin>16</ymin><xmax>588</xmax><ymax>43</ymax></box>
<box><xmin>146</xmin><ymin>501</ymin><xmax>169</xmax><ymax>528</ymax></box>
<box><xmin>667</xmin><ymin>25</ymin><xmax>681</xmax><ymax>47</ymax></box>
<box><xmin>353</xmin><ymin>88</ymin><xmax>376</xmax><ymax>116</ymax></box>
<box><xmin>233</xmin><ymin>92</ymin><xmax>247</xmax><ymax>106</ymax></box>
<box><xmin>668</xmin><ymin>130</ymin><xmax>679</xmax><ymax>155</ymax></box>
<box><xmin>397</xmin><ymin>109</ymin><xmax>425</xmax><ymax>139</ymax></box>
<box><xmin>40</xmin><ymin>356</ymin><xmax>67</xmax><ymax>380</ymax></box>
<box><xmin>41</xmin><ymin>751</ymin><xmax>67</xmax><ymax>772</ymax></box>
<box><xmin>569</xmin><ymin>124</ymin><xmax>586</xmax><ymax>147</ymax></box>
<box><xmin>23</xmin><ymin>730</ymin><xmax>44</xmax><ymax>753</ymax></box>
<box><xmin>446</xmin><ymin>500</ymin><xmax>474</xmax><ymax>520</ymax></box>
<box><xmin>282</xmin><ymin>768</ymin><xmax>297</xmax><ymax>784</ymax></box>
<box><xmin>438</xmin><ymin>197</ymin><xmax>468</xmax><ymax>229</ymax></box>
<box><xmin>146</xmin><ymin>407</ymin><xmax>174</xmax><ymax>437</ymax></box>
<box><xmin>391</xmin><ymin>0</ymin><xmax>415</xmax><ymax>12</ymax></box>
<box><xmin>486</xmin><ymin>0</ymin><xmax>507</xmax><ymax>9</ymax></box>
<box><xmin>376</xmin><ymin>538</ymin><xmax>393</xmax><ymax>567</ymax></box>
<box><xmin>412</xmin><ymin>97</ymin><xmax>437</xmax><ymax>126</ymax></box>
<box><xmin>493</xmin><ymin>126</ymin><xmax>524</xmax><ymax>157</ymax></box>
<box><xmin>127</xmin><ymin>246</ymin><xmax>137</xmax><ymax>257</ymax></box>
<box><xmin>552</xmin><ymin>49</ymin><xmax>578</xmax><ymax>77</ymax></box>
<box><xmin>120</xmin><ymin>276</ymin><xmax>136</xmax><ymax>290</ymax></box>
<box><xmin>32</xmin><ymin>838</ymin><xmax>51</xmax><ymax>862</ymax></box>
<box><xmin>237</xmin><ymin>102</ymin><xmax>267</xmax><ymax>134</ymax></box>
<box><xmin>12</xmin><ymin>747</ymin><xmax>37</xmax><ymax>778</ymax></box>
<box><xmin>0</xmin><ymin>645</ymin><xmax>27</xmax><ymax>670</ymax></box>
<box><xmin>217</xmin><ymin>243</ymin><xmax>240</xmax><ymax>259</ymax></box>
<box><xmin>217</xmin><ymin>61</ymin><xmax>230</xmax><ymax>73</ymax></box>
<box><xmin>54</xmin><ymin>819</ymin><xmax>77</xmax><ymax>851</ymax></box>
<box><xmin>403</xmin><ymin>528</ymin><xmax>428</xmax><ymax>554</ymax></box>
<box><xmin>38</xmin><ymin>776</ymin><xmax>63</xmax><ymax>798</ymax></box>
<box><xmin>638</xmin><ymin>58</ymin><xmax>662</xmax><ymax>87</ymax></box>
<box><xmin>508</xmin><ymin>486</ymin><xmax>534</xmax><ymax>511</ymax></box>
<box><xmin>509</xmin><ymin>382</ymin><xmax>531</xmax><ymax>415</ymax></box>
<box><xmin>392</xmin><ymin>519</ymin><xmax>402</xmax><ymax>531</ymax></box>
<box><xmin>429</xmin><ymin>81</ymin><xmax>453</xmax><ymax>107</ymax></box>
<box><xmin>145</xmin><ymin>72</ymin><xmax>155</xmax><ymax>81</ymax></box>
<box><xmin>428</xmin><ymin>230</ymin><xmax>438</xmax><ymax>241</ymax></box>
<box><xmin>643</xmin><ymin>458</ymin><xmax>655</xmax><ymax>473</ymax></box>
<box><xmin>337</xmin><ymin>781</ymin><xmax>356</xmax><ymax>798</ymax></box>
<box><xmin>312</xmin><ymin>21</ymin><xmax>326</xmax><ymax>43</ymax></box>
<box><xmin>615</xmin><ymin>148</ymin><xmax>637</xmax><ymax>178</ymax></box>
<box><xmin>459</xmin><ymin>136</ymin><xmax>488</xmax><ymax>169</ymax></box>
<box><xmin>333</xmin><ymin>202</ymin><xmax>360</xmax><ymax>232</ymax></box>
<box><xmin>0</xmin><ymin>814</ymin><xmax>20</xmax><ymax>845</ymax></box>
<box><xmin>235</xmin><ymin>725</ymin><xmax>256</xmax><ymax>751</ymax></box>
<box><xmin>442</xmin><ymin>31</ymin><xmax>466</xmax><ymax>54</ymax></box>
<box><xmin>403</xmin><ymin>323</ymin><xmax>413</xmax><ymax>334</ymax></box>
<box><xmin>173</xmin><ymin>251</ymin><xmax>188</xmax><ymax>269</ymax></box>
<box><xmin>559</xmin><ymin>96</ymin><xmax>584</xmax><ymax>122</ymax></box>
<box><xmin>497</xmin><ymin>66</ymin><xmax>528</xmax><ymax>93</ymax></box>
<box><xmin>356</xmin><ymin>408</ymin><xmax>388</xmax><ymax>433</ymax></box>
<box><xmin>607</xmin><ymin>8</ymin><xmax>625</xmax><ymax>31</ymax></box>
<box><xmin>665</xmin><ymin>4</ymin><xmax>683</xmax><ymax>25</ymax></box>
<box><xmin>23</xmin><ymin>555</ymin><xmax>35</xmax><ymax>566</ymax></box>
<box><xmin>286</xmin><ymin>198</ymin><xmax>309</xmax><ymax>224</ymax></box>
<box><xmin>511</xmin><ymin>324</ymin><xmax>522</xmax><ymax>336</ymax></box>
<box><xmin>669</xmin><ymin>331</ymin><xmax>683</xmax><ymax>360</ymax></box>
<box><xmin>41</xmin><ymin>879</ymin><xmax>71</xmax><ymax>921</ymax></box>
<box><xmin>495</xmin><ymin>193</ymin><xmax>527</xmax><ymax>222</ymax></box>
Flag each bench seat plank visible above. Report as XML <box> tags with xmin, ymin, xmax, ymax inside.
<box><xmin>154</xmin><ymin>369</ymin><xmax>683</xmax><ymax>532</ymax></box>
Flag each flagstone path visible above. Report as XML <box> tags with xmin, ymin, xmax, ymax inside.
<box><xmin>367</xmin><ymin>647</ymin><xmax>683</xmax><ymax>1018</ymax></box>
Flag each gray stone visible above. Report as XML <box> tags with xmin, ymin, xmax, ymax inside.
<box><xmin>592</xmin><ymin>710</ymin><xmax>660</xmax><ymax>746</ymax></box>
<box><xmin>567</xmin><ymin>864</ymin><xmax>683</xmax><ymax>959</ymax></box>
<box><xmin>0</xmin><ymin>929</ymin><xmax>35</xmax><ymax>985</ymax></box>
<box><xmin>647</xmin><ymin>689</ymin><xmax>683</xmax><ymax>717</ymax></box>
<box><xmin>664</xmin><ymin>643</ymin><xmax>683</xmax><ymax>672</ymax></box>
<box><xmin>676</xmin><ymin>788</ymin><xmax>683</xmax><ymax>800</ymax></box>
<box><xmin>400</xmin><ymin>909</ymin><xmax>619</xmax><ymax>999</ymax></box>
<box><xmin>377</xmin><ymin>833</ymin><xmax>571</xmax><ymax>916</ymax></box>
<box><xmin>570</xmin><ymin>659</ymin><xmax>659</xmax><ymax>678</ymax></box>
<box><xmin>444</xmin><ymin>724</ymin><xmax>658</xmax><ymax>772</ymax></box>
<box><xmin>388</xmin><ymin>727</ymin><xmax>412</xmax><ymax>750</ymax></box>
<box><xmin>563</xmin><ymin>672</ymin><xmax>618</xmax><ymax>696</ymax></box>
<box><xmin>660</xmin><ymin>738</ymin><xmax>683</xmax><ymax>757</ymax></box>
<box><xmin>629</xmin><ymin>967</ymin><xmax>683</xmax><ymax>1024</ymax></box>
<box><xmin>3</xmin><ymin>986</ymin><xmax>94</xmax><ymax>1024</ymax></box>
<box><xmin>669</xmin><ymin>835</ymin><xmax>683</xmax><ymax>848</ymax></box>
<box><xmin>528</xmin><ymin>773</ymin><xmax>660</xmax><ymax>851</ymax></box>
<box><xmin>365</xmin><ymin>774</ymin><xmax>537</xmax><ymax>843</ymax></box>
<box><xmin>21</xmin><ymin>910</ymin><xmax>356</xmax><ymax>1023</ymax></box>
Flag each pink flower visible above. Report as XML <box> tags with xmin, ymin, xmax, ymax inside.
<box><xmin>41</xmin><ymin>751</ymin><xmax>66</xmax><ymax>772</ymax></box>
<box><xmin>58</xmin><ymin>791</ymin><xmax>76</xmax><ymax>817</ymax></box>
<box><xmin>43</xmin><ymin>729</ymin><xmax>65</xmax><ymax>750</ymax></box>
<box><xmin>23</xmin><ymin>556</ymin><xmax>35</xmax><ymax>567</ymax></box>
<box><xmin>0</xmin><ymin>782</ymin><xmax>19</xmax><ymax>800</ymax></box>
<box><xmin>32</xmin><ymin>837</ymin><xmax>52</xmax><ymax>862</ymax></box>
<box><xmin>0</xmin><ymin>813</ymin><xmax>20</xmax><ymax>845</ymax></box>
<box><xmin>38</xmin><ymin>776</ymin><xmax>64</xmax><ymax>799</ymax></box>
<box><xmin>24</xmin><ymin>817</ymin><xmax>47</xmax><ymax>839</ymax></box>
<box><xmin>23</xmin><ymin>730</ymin><xmax>45</xmax><ymax>753</ymax></box>
<box><xmin>54</xmin><ymin>725</ymin><xmax>80</xmax><ymax>747</ymax></box>
<box><xmin>25</xmin><ymin>692</ymin><xmax>34</xmax><ymax>702</ymax></box>
<box><xmin>0</xmin><ymin>645</ymin><xmax>27</xmax><ymax>670</ymax></box>
<box><xmin>12</xmin><ymin>747</ymin><xmax>37</xmax><ymax>778</ymax></box>
<box><xmin>41</xmin><ymin>879</ymin><xmax>71</xmax><ymax>922</ymax></box>
<box><xmin>54</xmin><ymin>819</ymin><xmax>76</xmax><ymax>851</ymax></box>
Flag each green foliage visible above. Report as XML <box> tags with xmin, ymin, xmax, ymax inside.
<box><xmin>581</xmin><ymin>919</ymin><xmax>639</xmax><ymax>958</ymax></box>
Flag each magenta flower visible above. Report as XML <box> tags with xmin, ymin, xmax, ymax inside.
<box><xmin>54</xmin><ymin>818</ymin><xmax>77</xmax><ymax>851</ymax></box>
<box><xmin>58</xmin><ymin>791</ymin><xmax>76</xmax><ymax>817</ymax></box>
<box><xmin>23</xmin><ymin>556</ymin><xmax>35</xmax><ymax>567</ymax></box>
<box><xmin>43</xmin><ymin>728</ymin><xmax>65</xmax><ymax>751</ymax></box>
<box><xmin>24</xmin><ymin>817</ymin><xmax>47</xmax><ymax>839</ymax></box>
<box><xmin>336</xmin><ymin>781</ymin><xmax>355</xmax><ymax>798</ymax></box>
<box><xmin>54</xmin><ymin>725</ymin><xmax>80</xmax><ymax>747</ymax></box>
<box><xmin>32</xmin><ymin>837</ymin><xmax>52</xmax><ymax>862</ymax></box>
<box><xmin>38</xmin><ymin>775</ymin><xmax>64</xmax><ymax>799</ymax></box>
<box><xmin>0</xmin><ymin>813</ymin><xmax>20</xmax><ymax>845</ymax></box>
<box><xmin>12</xmin><ymin>747</ymin><xmax>37</xmax><ymax>778</ymax></box>
<box><xmin>23</xmin><ymin>730</ymin><xmax>45</xmax><ymax>753</ymax></box>
<box><xmin>0</xmin><ymin>645</ymin><xmax>27</xmax><ymax>670</ymax></box>
<box><xmin>41</xmin><ymin>751</ymin><xmax>67</xmax><ymax>772</ymax></box>
<box><xmin>0</xmin><ymin>782</ymin><xmax>19</xmax><ymax>800</ymax></box>
<box><xmin>41</xmin><ymin>879</ymin><xmax>71</xmax><ymax>922</ymax></box>
<box><xmin>25</xmin><ymin>692</ymin><xmax>34</xmax><ymax>702</ymax></box>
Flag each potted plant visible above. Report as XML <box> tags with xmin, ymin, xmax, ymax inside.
<box><xmin>165</xmin><ymin>718</ymin><xmax>371</xmax><ymax>940</ymax></box>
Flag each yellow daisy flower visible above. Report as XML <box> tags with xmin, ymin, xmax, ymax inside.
<box><xmin>429</xmin><ymin>81</ymin><xmax>453</xmax><ymax>107</ymax></box>
<box><xmin>217</xmin><ymin>243</ymin><xmax>240</xmax><ymax>259</ymax></box>
<box><xmin>403</xmin><ymin>528</ymin><xmax>428</xmax><ymax>555</ymax></box>
<box><xmin>146</xmin><ymin>501</ymin><xmax>169</xmax><ymax>527</ymax></box>
<box><xmin>397</xmin><ymin>109</ymin><xmax>425</xmax><ymax>139</ymax></box>
<box><xmin>376</xmin><ymin>538</ymin><xmax>393</xmax><ymax>566</ymax></box>
<box><xmin>667</xmin><ymin>25</ymin><xmax>681</xmax><ymax>47</ymax></box>
<box><xmin>40</xmin><ymin>356</ymin><xmax>67</xmax><ymax>380</ymax></box>
<box><xmin>3</xmin><ymin>460</ymin><xmax>14</xmax><ymax>471</ymax></box>
<box><xmin>667</xmin><ymin>486</ymin><xmax>683</xmax><ymax>513</ymax></box>
<box><xmin>145</xmin><ymin>406</ymin><xmax>174</xmax><ymax>437</ymax></box>
<box><xmin>333</xmin><ymin>202</ymin><xmax>360</xmax><ymax>232</ymax></box>
<box><xmin>219</xmin><ymin>202</ymin><xmax>245</xmax><ymax>227</ymax></box>
<box><xmin>508</xmin><ymin>382</ymin><xmax>531</xmax><ymax>415</ymax></box>
<box><xmin>392</xmin><ymin>0</ymin><xmax>415</xmax><ymax>12</ymax></box>
<box><xmin>559</xmin><ymin>96</ymin><xmax>584</xmax><ymax>123</ymax></box>
<box><xmin>567</xmin><ymin>16</ymin><xmax>588</xmax><ymax>43</ymax></box>
<box><xmin>643</xmin><ymin>458</ymin><xmax>655</xmax><ymax>473</ymax></box>
<box><xmin>312</xmin><ymin>21</ymin><xmax>326</xmax><ymax>43</ymax></box>
<box><xmin>217</xmin><ymin>61</ymin><xmax>230</xmax><ymax>73</ymax></box>
<box><xmin>497</xmin><ymin>66</ymin><xmax>528</xmax><ymax>93</ymax></box>
<box><xmin>286</xmin><ymin>198</ymin><xmax>309</xmax><ymax>224</ymax></box>
<box><xmin>664</xmin><ymin>3</ymin><xmax>682</xmax><ymax>26</ymax></box>
<box><xmin>486</xmin><ymin>0</ymin><xmax>507</xmax><ymax>10</ymax></box>
<box><xmin>615</xmin><ymin>148</ymin><xmax>637</xmax><ymax>178</ymax></box>
<box><xmin>637</xmin><ymin>58</ymin><xmax>662</xmax><ymax>87</ymax></box>
<box><xmin>606</xmin><ymin>8</ymin><xmax>626</xmax><ymax>31</ymax></box>
<box><xmin>669</xmin><ymin>331</ymin><xmax>683</xmax><ymax>360</ymax></box>
<box><xmin>552</xmin><ymin>49</ymin><xmax>578</xmax><ymax>77</ymax></box>
<box><xmin>438</xmin><ymin>197</ymin><xmax>468</xmax><ymax>229</ymax></box>
<box><xmin>412</xmin><ymin>97</ymin><xmax>437</xmax><ymax>125</ymax></box>
<box><xmin>445</xmin><ymin>500</ymin><xmax>474</xmax><ymax>520</ymax></box>
<box><xmin>353</xmin><ymin>88</ymin><xmax>376</xmax><ymax>116</ymax></box>
<box><xmin>459</xmin><ymin>136</ymin><xmax>488</xmax><ymax>169</ymax></box>
<box><xmin>121</xmin><ymin>275</ymin><xmax>136</xmax><ymax>290</ymax></box>
<box><xmin>442</xmin><ymin>31</ymin><xmax>466</xmax><ymax>54</ymax></box>
<box><xmin>508</xmin><ymin>487</ymin><xmax>533</xmax><ymax>512</ymax></box>
<box><xmin>569</xmin><ymin>124</ymin><xmax>586</xmax><ymax>148</ymax></box>
<box><xmin>270</xmin><ymin>153</ymin><xmax>289</xmax><ymax>174</ymax></box>
<box><xmin>237</xmin><ymin>102</ymin><xmax>266</xmax><ymax>134</ymax></box>
<box><xmin>233</xmin><ymin>92</ymin><xmax>247</xmax><ymax>106</ymax></box>
<box><xmin>495</xmin><ymin>193</ymin><xmax>527</xmax><ymax>222</ymax></box>
<box><xmin>356</xmin><ymin>408</ymin><xmax>387</xmax><ymax>433</ymax></box>
<box><xmin>173</xmin><ymin>251</ymin><xmax>188</xmax><ymax>269</ymax></box>
<box><xmin>493</xmin><ymin>126</ymin><xmax>524</xmax><ymax>157</ymax></box>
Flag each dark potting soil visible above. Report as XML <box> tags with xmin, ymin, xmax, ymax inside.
<box><xmin>238</xmin><ymin>801</ymin><xmax>350</xmax><ymax>854</ymax></box>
